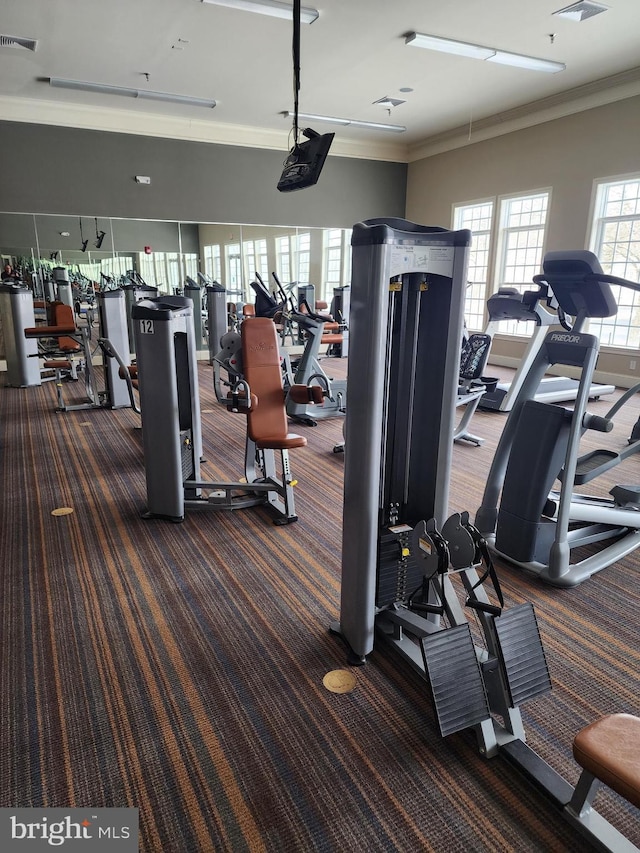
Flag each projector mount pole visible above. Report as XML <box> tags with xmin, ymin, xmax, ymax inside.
<box><xmin>292</xmin><ymin>0</ymin><xmax>301</xmax><ymax>148</ymax></box>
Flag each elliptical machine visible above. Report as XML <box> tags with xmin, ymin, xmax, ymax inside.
<box><xmin>476</xmin><ymin>250</ymin><xmax>640</xmax><ymax>587</ymax></box>
<box><xmin>479</xmin><ymin>279</ymin><xmax>614</xmax><ymax>411</ymax></box>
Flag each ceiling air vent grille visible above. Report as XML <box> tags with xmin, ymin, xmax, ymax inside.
<box><xmin>0</xmin><ymin>35</ymin><xmax>39</xmax><ymax>52</ymax></box>
<box><xmin>553</xmin><ymin>2</ymin><xmax>609</xmax><ymax>22</ymax></box>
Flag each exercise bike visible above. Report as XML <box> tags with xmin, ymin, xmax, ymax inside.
<box><xmin>265</xmin><ymin>274</ymin><xmax>346</xmax><ymax>426</ymax></box>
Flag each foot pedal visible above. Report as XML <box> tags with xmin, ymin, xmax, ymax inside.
<box><xmin>420</xmin><ymin>624</ymin><xmax>490</xmax><ymax>737</ymax></box>
<box><xmin>493</xmin><ymin>603</ymin><xmax>551</xmax><ymax>707</ymax></box>
<box><xmin>610</xmin><ymin>484</ymin><xmax>640</xmax><ymax>507</ymax></box>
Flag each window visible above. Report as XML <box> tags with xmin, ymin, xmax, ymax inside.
<box><xmin>453</xmin><ymin>201</ymin><xmax>494</xmax><ymax>331</ymax></box>
<box><xmin>203</xmin><ymin>244</ymin><xmax>221</xmax><ymax>281</ymax></box>
<box><xmin>182</xmin><ymin>253</ymin><xmax>199</xmax><ymax>282</ymax></box>
<box><xmin>226</xmin><ymin>243</ymin><xmax>243</xmax><ymax>300</ymax></box>
<box><xmin>295</xmin><ymin>232</ymin><xmax>311</xmax><ymax>283</ymax></box>
<box><xmin>588</xmin><ymin>176</ymin><xmax>640</xmax><ymax>348</ymax></box>
<box><xmin>101</xmin><ymin>255</ymin><xmax>133</xmax><ymax>282</ymax></box>
<box><xmin>138</xmin><ymin>252</ymin><xmax>181</xmax><ymax>293</ymax></box>
<box><xmin>493</xmin><ymin>191</ymin><xmax>550</xmax><ymax>335</ymax></box>
<box><xmin>243</xmin><ymin>238</ymin><xmax>268</xmax><ymax>284</ymax></box>
<box><xmin>323</xmin><ymin>229</ymin><xmax>344</xmax><ymax>294</ymax></box>
<box><xmin>276</xmin><ymin>236</ymin><xmax>291</xmax><ymax>285</ymax></box>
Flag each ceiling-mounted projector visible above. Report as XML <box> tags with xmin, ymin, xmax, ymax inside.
<box><xmin>277</xmin><ymin>127</ymin><xmax>334</xmax><ymax>192</ymax></box>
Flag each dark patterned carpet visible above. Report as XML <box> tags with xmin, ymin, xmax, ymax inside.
<box><xmin>1</xmin><ymin>357</ymin><xmax>638</xmax><ymax>852</ymax></box>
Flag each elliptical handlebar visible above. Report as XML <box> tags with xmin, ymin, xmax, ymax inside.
<box><xmin>585</xmin><ymin>271</ymin><xmax>640</xmax><ymax>293</ymax></box>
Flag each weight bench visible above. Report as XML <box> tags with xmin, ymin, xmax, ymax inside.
<box><xmin>571</xmin><ymin>713</ymin><xmax>640</xmax><ymax>811</ymax></box>
<box><xmin>563</xmin><ymin>713</ymin><xmax>640</xmax><ymax>852</ymax></box>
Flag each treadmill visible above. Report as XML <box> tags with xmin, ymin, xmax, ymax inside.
<box><xmin>479</xmin><ymin>283</ymin><xmax>615</xmax><ymax>412</ymax></box>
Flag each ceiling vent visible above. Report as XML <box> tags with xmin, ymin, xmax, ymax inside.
<box><xmin>372</xmin><ymin>96</ymin><xmax>406</xmax><ymax>108</ymax></box>
<box><xmin>0</xmin><ymin>34</ymin><xmax>39</xmax><ymax>52</ymax></box>
<box><xmin>552</xmin><ymin>2</ymin><xmax>609</xmax><ymax>22</ymax></box>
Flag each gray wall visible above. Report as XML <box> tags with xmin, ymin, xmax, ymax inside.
<box><xmin>0</xmin><ymin>121</ymin><xmax>407</xmax><ymax>228</ymax></box>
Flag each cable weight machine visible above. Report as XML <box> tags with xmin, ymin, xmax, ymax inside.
<box><xmin>330</xmin><ymin>222</ymin><xmax>638</xmax><ymax>852</ymax></box>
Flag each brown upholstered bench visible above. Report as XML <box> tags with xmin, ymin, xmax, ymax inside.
<box><xmin>572</xmin><ymin>713</ymin><xmax>640</xmax><ymax>810</ymax></box>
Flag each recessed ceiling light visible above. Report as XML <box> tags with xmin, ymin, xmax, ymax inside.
<box><xmin>553</xmin><ymin>2</ymin><xmax>609</xmax><ymax>22</ymax></box>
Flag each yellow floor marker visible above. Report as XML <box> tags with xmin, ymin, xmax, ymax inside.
<box><xmin>322</xmin><ymin>669</ymin><xmax>356</xmax><ymax>694</ymax></box>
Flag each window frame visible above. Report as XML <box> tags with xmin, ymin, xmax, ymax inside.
<box><xmin>587</xmin><ymin>172</ymin><xmax>640</xmax><ymax>350</ymax></box>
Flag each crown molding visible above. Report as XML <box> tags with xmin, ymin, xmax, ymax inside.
<box><xmin>408</xmin><ymin>66</ymin><xmax>640</xmax><ymax>162</ymax></box>
<box><xmin>0</xmin><ymin>95</ymin><xmax>409</xmax><ymax>163</ymax></box>
<box><xmin>4</xmin><ymin>65</ymin><xmax>639</xmax><ymax>167</ymax></box>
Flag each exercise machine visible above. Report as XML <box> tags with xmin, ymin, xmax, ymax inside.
<box><xmin>211</xmin><ymin>276</ymin><xmax>293</xmax><ymax>405</ymax></box>
<box><xmin>0</xmin><ymin>282</ymin><xmax>41</xmax><ymax>387</ymax></box>
<box><xmin>122</xmin><ymin>274</ymin><xmax>158</xmax><ymax>355</ymax></box>
<box><xmin>276</xmin><ymin>278</ymin><xmax>346</xmax><ymax>426</ymax></box>
<box><xmin>330</xmin><ymin>217</ymin><xmax>471</xmax><ymax>662</ymax></box>
<box><xmin>328</xmin><ymin>286</ymin><xmax>350</xmax><ymax>357</ymax></box>
<box><xmin>332</xmin><ymin>327</ymin><xmax>493</xmax><ymax>453</ymax></box>
<box><xmin>132</xmin><ymin>296</ymin><xmax>308</xmax><ymax>524</ymax></box>
<box><xmin>330</xmin><ymin>224</ymin><xmax>638</xmax><ymax>852</ymax></box>
<box><xmin>453</xmin><ymin>331</ymin><xmax>493</xmax><ymax>446</ymax></box>
<box><xmin>479</xmin><ymin>281</ymin><xmax>614</xmax><ymax>411</ymax></box>
<box><xmin>476</xmin><ymin>250</ymin><xmax>640</xmax><ymax>587</ymax></box>
<box><xmin>24</xmin><ymin>290</ymin><xmax>135</xmax><ymax>412</ymax></box>
<box><xmin>184</xmin><ymin>277</ymin><xmax>208</xmax><ymax>354</ymax></box>
<box><xmin>202</xmin><ymin>275</ymin><xmax>227</xmax><ymax>365</ymax></box>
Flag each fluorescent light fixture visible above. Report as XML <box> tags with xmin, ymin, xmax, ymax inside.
<box><xmin>405</xmin><ymin>32</ymin><xmax>565</xmax><ymax>73</ymax></box>
<box><xmin>405</xmin><ymin>32</ymin><xmax>495</xmax><ymax>60</ymax></box>
<box><xmin>285</xmin><ymin>111</ymin><xmax>406</xmax><ymax>133</ymax></box>
<box><xmin>49</xmin><ymin>78</ymin><xmax>216</xmax><ymax>108</ymax></box>
<box><xmin>200</xmin><ymin>0</ymin><xmax>318</xmax><ymax>24</ymax></box>
<box><xmin>487</xmin><ymin>51</ymin><xmax>566</xmax><ymax>73</ymax></box>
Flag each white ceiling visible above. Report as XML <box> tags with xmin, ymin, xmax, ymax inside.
<box><xmin>1</xmin><ymin>0</ymin><xmax>639</xmax><ymax>162</ymax></box>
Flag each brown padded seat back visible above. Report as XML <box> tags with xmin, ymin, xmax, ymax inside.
<box><xmin>241</xmin><ymin>318</ymin><xmax>306</xmax><ymax>451</ymax></box>
<box><xmin>52</xmin><ymin>303</ymin><xmax>81</xmax><ymax>353</ymax></box>
<box><xmin>23</xmin><ymin>301</ymin><xmax>80</xmax><ymax>352</ymax></box>
<box><xmin>573</xmin><ymin>713</ymin><xmax>640</xmax><ymax>809</ymax></box>
<box><xmin>118</xmin><ymin>363</ymin><xmax>139</xmax><ymax>389</ymax></box>
<box><xmin>243</xmin><ymin>304</ymin><xmax>256</xmax><ymax>317</ymax></box>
